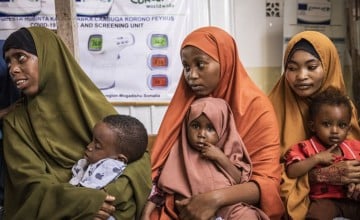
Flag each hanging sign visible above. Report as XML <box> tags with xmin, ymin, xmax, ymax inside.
<box><xmin>0</xmin><ymin>0</ymin><xmax>191</xmax><ymax>103</ymax></box>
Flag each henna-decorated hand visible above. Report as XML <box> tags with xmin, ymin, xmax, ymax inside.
<box><xmin>309</xmin><ymin>160</ymin><xmax>360</xmax><ymax>185</ymax></box>
<box><xmin>347</xmin><ymin>183</ymin><xmax>360</xmax><ymax>200</ymax></box>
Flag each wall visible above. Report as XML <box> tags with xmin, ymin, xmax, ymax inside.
<box><xmin>233</xmin><ymin>0</ymin><xmax>284</xmax><ymax>93</ymax></box>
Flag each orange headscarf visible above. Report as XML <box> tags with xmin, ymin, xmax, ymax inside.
<box><xmin>268</xmin><ymin>31</ymin><xmax>360</xmax><ymax>220</ymax></box>
<box><xmin>151</xmin><ymin>26</ymin><xmax>284</xmax><ymax>219</ymax></box>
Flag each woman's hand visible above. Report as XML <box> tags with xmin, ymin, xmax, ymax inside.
<box><xmin>93</xmin><ymin>195</ymin><xmax>116</xmax><ymax>220</ymax></box>
<box><xmin>140</xmin><ymin>201</ymin><xmax>156</xmax><ymax>220</ymax></box>
<box><xmin>309</xmin><ymin>160</ymin><xmax>360</xmax><ymax>185</ymax></box>
<box><xmin>175</xmin><ymin>193</ymin><xmax>219</xmax><ymax>220</ymax></box>
<box><xmin>347</xmin><ymin>183</ymin><xmax>360</xmax><ymax>200</ymax></box>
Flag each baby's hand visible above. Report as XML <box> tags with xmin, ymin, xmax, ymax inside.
<box><xmin>201</xmin><ymin>142</ymin><xmax>224</xmax><ymax>161</ymax></box>
<box><xmin>314</xmin><ymin>144</ymin><xmax>337</xmax><ymax>165</ymax></box>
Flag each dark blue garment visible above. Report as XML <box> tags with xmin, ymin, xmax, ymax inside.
<box><xmin>0</xmin><ymin>40</ymin><xmax>19</xmax><ymax>110</ymax></box>
<box><xmin>0</xmin><ymin>40</ymin><xmax>20</xmax><ymax>206</ymax></box>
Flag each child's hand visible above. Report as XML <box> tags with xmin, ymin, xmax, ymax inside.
<box><xmin>314</xmin><ymin>144</ymin><xmax>337</xmax><ymax>165</ymax></box>
<box><xmin>200</xmin><ymin>142</ymin><xmax>224</xmax><ymax>161</ymax></box>
<box><xmin>140</xmin><ymin>201</ymin><xmax>156</xmax><ymax>220</ymax></box>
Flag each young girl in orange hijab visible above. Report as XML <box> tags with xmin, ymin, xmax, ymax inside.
<box><xmin>142</xmin><ymin>26</ymin><xmax>284</xmax><ymax>220</ymax></box>
<box><xmin>143</xmin><ymin>97</ymin><xmax>269</xmax><ymax>219</ymax></box>
<box><xmin>269</xmin><ymin>31</ymin><xmax>360</xmax><ymax>219</ymax></box>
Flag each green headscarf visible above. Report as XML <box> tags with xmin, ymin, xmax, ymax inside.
<box><xmin>3</xmin><ymin>27</ymin><xmax>151</xmax><ymax>220</ymax></box>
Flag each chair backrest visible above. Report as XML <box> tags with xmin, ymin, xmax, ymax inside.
<box><xmin>147</xmin><ymin>134</ymin><xmax>157</xmax><ymax>153</ymax></box>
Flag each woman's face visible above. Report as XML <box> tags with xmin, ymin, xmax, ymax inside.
<box><xmin>285</xmin><ymin>50</ymin><xmax>325</xmax><ymax>98</ymax></box>
<box><xmin>4</xmin><ymin>48</ymin><xmax>39</xmax><ymax>97</ymax></box>
<box><xmin>181</xmin><ymin>46</ymin><xmax>220</xmax><ymax>97</ymax></box>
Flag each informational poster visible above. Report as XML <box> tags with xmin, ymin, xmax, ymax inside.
<box><xmin>283</xmin><ymin>0</ymin><xmax>345</xmax><ymax>68</ymax></box>
<box><xmin>297</xmin><ymin>0</ymin><xmax>331</xmax><ymax>25</ymax></box>
<box><xmin>0</xmin><ymin>0</ymin><xmax>191</xmax><ymax>103</ymax></box>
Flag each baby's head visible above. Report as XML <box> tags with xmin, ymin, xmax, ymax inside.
<box><xmin>85</xmin><ymin>114</ymin><xmax>148</xmax><ymax>164</ymax></box>
<box><xmin>309</xmin><ymin>87</ymin><xmax>352</xmax><ymax>147</ymax></box>
<box><xmin>186</xmin><ymin>97</ymin><xmax>231</xmax><ymax>150</ymax></box>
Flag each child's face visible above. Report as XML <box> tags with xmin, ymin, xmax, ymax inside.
<box><xmin>85</xmin><ymin>121</ymin><xmax>119</xmax><ymax>164</ymax></box>
<box><xmin>285</xmin><ymin>50</ymin><xmax>324</xmax><ymax>98</ymax></box>
<box><xmin>187</xmin><ymin>114</ymin><xmax>219</xmax><ymax>151</ymax></box>
<box><xmin>310</xmin><ymin>104</ymin><xmax>351</xmax><ymax>147</ymax></box>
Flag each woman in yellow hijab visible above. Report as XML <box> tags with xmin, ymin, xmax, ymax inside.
<box><xmin>269</xmin><ymin>31</ymin><xmax>360</xmax><ymax>219</ymax></box>
<box><xmin>2</xmin><ymin>27</ymin><xmax>151</xmax><ymax>220</ymax></box>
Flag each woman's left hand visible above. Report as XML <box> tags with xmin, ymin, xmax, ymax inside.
<box><xmin>93</xmin><ymin>195</ymin><xmax>116</xmax><ymax>220</ymax></box>
<box><xmin>347</xmin><ymin>183</ymin><xmax>360</xmax><ymax>200</ymax></box>
<box><xmin>175</xmin><ymin>192</ymin><xmax>219</xmax><ymax>220</ymax></box>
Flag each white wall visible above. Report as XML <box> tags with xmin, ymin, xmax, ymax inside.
<box><xmin>234</xmin><ymin>0</ymin><xmax>284</xmax><ymax>67</ymax></box>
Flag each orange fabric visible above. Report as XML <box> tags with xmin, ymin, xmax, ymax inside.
<box><xmin>268</xmin><ymin>31</ymin><xmax>360</xmax><ymax>219</ymax></box>
<box><xmin>151</xmin><ymin>26</ymin><xmax>284</xmax><ymax>220</ymax></box>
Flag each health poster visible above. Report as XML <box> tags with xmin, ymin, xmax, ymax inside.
<box><xmin>0</xmin><ymin>0</ymin><xmax>191</xmax><ymax>103</ymax></box>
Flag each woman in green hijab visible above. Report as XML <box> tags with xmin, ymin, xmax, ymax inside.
<box><xmin>2</xmin><ymin>27</ymin><xmax>151</xmax><ymax>220</ymax></box>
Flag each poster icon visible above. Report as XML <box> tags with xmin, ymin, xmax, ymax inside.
<box><xmin>147</xmin><ymin>74</ymin><xmax>169</xmax><ymax>90</ymax></box>
<box><xmin>147</xmin><ymin>33</ymin><xmax>169</xmax><ymax>49</ymax></box>
<box><xmin>297</xmin><ymin>0</ymin><xmax>331</xmax><ymax>25</ymax></box>
<box><xmin>76</xmin><ymin>0</ymin><xmax>114</xmax><ymax>17</ymax></box>
<box><xmin>83</xmin><ymin>32</ymin><xmax>135</xmax><ymax>90</ymax></box>
<box><xmin>0</xmin><ymin>0</ymin><xmax>41</xmax><ymax>16</ymax></box>
<box><xmin>147</xmin><ymin>53</ymin><xmax>169</xmax><ymax>70</ymax></box>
